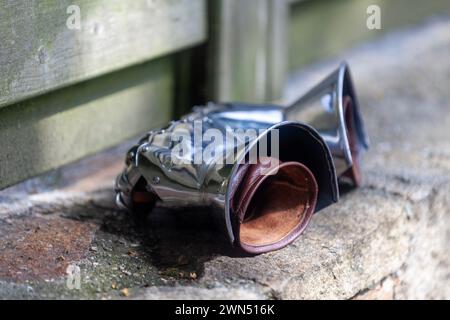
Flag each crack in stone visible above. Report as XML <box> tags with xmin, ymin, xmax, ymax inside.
<box><xmin>350</xmin><ymin>269</ymin><xmax>402</xmax><ymax>300</ymax></box>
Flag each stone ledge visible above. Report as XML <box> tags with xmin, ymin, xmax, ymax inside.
<box><xmin>0</xmin><ymin>18</ymin><xmax>449</xmax><ymax>299</ymax></box>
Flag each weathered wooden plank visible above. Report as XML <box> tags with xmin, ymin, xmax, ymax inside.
<box><xmin>0</xmin><ymin>0</ymin><xmax>206</xmax><ymax>108</ymax></box>
<box><xmin>288</xmin><ymin>0</ymin><xmax>450</xmax><ymax>71</ymax></box>
<box><xmin>0</xmin><ymin>57</ymin><xmax>173</xmax><ymax>190</ymax></box>
<box><xmin>209</xmin><ymin>0</ymin><xmax>288</xmax><ymax>103</ymax></box>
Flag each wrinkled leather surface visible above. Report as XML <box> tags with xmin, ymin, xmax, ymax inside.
<box><xmin>230</xmin><ymin>157</ymin><xmax>318</xmax><ymax>254</ymax></box>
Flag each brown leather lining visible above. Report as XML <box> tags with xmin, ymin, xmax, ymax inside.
<box><xmin>231</xmin><ymin>158</ymin><xmax>318</xmax><ymax>254</ymax></box>
<box><xmin>132</xmin><ymin>191</ymin><xmax>156</xmax><ymax>204</ymax></box>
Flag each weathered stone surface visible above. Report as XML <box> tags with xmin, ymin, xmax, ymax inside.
<box><xmin>0</xmin><ymin>18</ymin><xmax>449</xmax><ymax>299</ymax></box>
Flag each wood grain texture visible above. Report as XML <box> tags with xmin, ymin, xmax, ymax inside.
<box><xmin>209</xmin><ymin>0</ymin><xmax>288</xmax><ymax>103</ymax></box>
<box><xmin>0</xmin><ymin>0</ymin><xmax>206</xmax><ymax>108</ymax></box>
<box><xmin>0</xmin><ymin>57</ymin><xmax>173</xmax><ymax>190</ymax></box>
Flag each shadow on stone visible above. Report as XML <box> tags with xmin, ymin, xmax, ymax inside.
<box><xmin>91</xmin><ymin>205</ymin><xmax>238</xmax><ymax>282</ymax></box>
